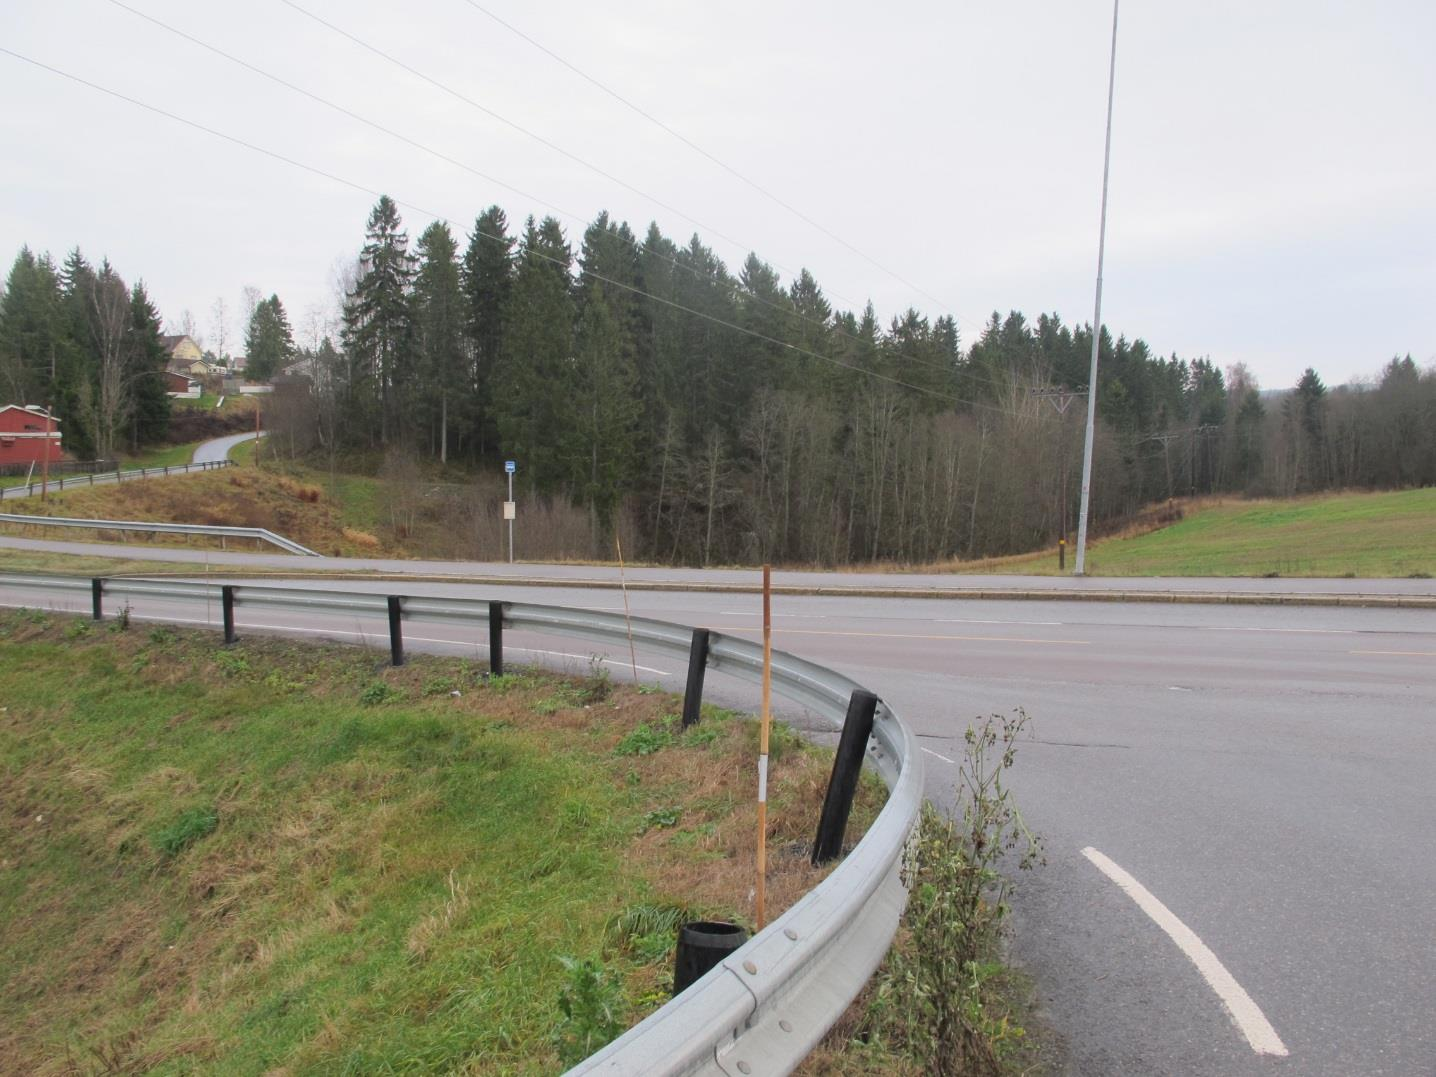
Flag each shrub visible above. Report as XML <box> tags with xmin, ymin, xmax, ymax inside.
<box><xmin>614</xmin><ymin>719</ymin><xmax>676</xmax><ymax>757</ymax></box>
<box><xmin>861</xmin><ymin>710</ymin><xmax>1041</xmax><ymax>1075</ymax></box>
<box><xmin>552</xmin><ymin>956</ymin><xmax>627</xmax><ymax>1067</ymax></box>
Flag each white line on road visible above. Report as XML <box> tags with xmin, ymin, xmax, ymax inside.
<box><xmin>920</xmin><ymin>746</ymin><xmax>956</xmax><ymax>764</ymax></box>
<box><xmin>1351</xmin><ymin>648</ymin><xmax>1436</xmax><ymax>657</ymax></box>
<box><xmin>1082</xmin><ymin>847</ymin><xmax>1288</xmax><ymax>1058</ymax></box>
<box><xmin>937</xmin><ymin>617</ymin><xmax>1062</xmax><ymax>626</ymax></box>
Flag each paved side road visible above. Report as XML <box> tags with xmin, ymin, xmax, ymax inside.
<box><xmin>192</xmin><ymin>430</ymin><xmax>265</xmax><ymax>463</ymax></box>
<box><xmin>0</xmin><ymin>533</ymin><xmax>1432</xmax><ymax>609</ymax></box>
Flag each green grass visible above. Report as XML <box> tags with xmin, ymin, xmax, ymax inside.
<box><xmin>0</xmin><ymin>615</ymin><xmax>870</xmax><ymax>1074</ymax></box>
<box><xmin>118</xmin><ymin>440</ymin><xmax>205</xmax><ymax>469</ymax></box>
<box><xmin>1080</xmin><ymin>488</ymin><xmax>1436</xmax><ymax>577</ymax></box>
<box><xmin>935</xmin><ymin>488</ymin><xmax>1436</xmax><ymax>578</ymax></box>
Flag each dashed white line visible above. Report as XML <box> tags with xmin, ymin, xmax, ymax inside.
<box><xmin>920</xmin><ymin>746</ymin><xmax>956</xmax><ymax>764</ymax></box>
<box><xmin>1082</xmin><ymin>847</ymin><xmax>1288</xmax><ymax>1058</ymax></box>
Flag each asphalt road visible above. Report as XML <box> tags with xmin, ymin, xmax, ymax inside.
<box><xmin>191</xmin><ymin>430</ymin><xmax>264</xmax><ymax>464</ymax></box>
<box><xmin>1</xmin><ymin>566</ymin><xmax>1433</xmax><ymax>1074</ymax></box>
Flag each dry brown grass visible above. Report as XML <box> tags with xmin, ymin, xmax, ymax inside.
<box><xmin>3</xmin><ymin>470</ymin><xmax>391</xmax><ymax>558</ymax></box>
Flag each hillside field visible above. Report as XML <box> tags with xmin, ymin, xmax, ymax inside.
<box><xmin>0</xmin><ymin>615</ymin><xmax>875</xmax><ymax>1074</ymax></box>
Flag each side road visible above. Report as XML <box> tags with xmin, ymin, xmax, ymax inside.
<box><xmin>2</xmin><ymin>534</ymin><xmax>1434</xmax><ymax>608</ymax></box>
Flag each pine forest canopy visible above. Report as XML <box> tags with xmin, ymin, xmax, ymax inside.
<box><xmin>2</xmin><ymin>200</ymin><xmax>1431</xmax><ymax>565</ymax></box>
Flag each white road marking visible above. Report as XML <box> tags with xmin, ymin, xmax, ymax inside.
<box><xmin>1167</xmin><ymin>685</ymin><xmax>1193</xmax><ymax>692</ymax></box>
<box><xmin>1351</xmin><ymin>648</ymin><xmax>1436</xmax><ymax>657</ymax></box>
<box><xmin>1198</xmin><ymin>625</ymin><xmax>1354</xmax><ymax>635</ymax></box>
<box><xmin>920</xmin><ymin>746</ymin><xmax>956</xmax><ymax>764</ymax></box>
<box><xmin>1082</xmin><ymin>847</ymin><xmax>1288</xmax><ymax>1058</ymax></box>
<box><xmin>119</xmin><ymin>613</ymin><xmax>672</xmax><ymax>675</ymax></box>
<box><xmin>937</xmin><ymin>617</ymin><xmax>1062</xmax><ymax>626</ymax></box>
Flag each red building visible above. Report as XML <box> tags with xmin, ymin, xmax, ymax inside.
<box><xmin>0</xmin><ymin>405</ymin><xmax>63</xmax><ymax>466</ymax></box>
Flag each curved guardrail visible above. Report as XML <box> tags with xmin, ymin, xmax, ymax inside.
<box><xmin>0</xmin><ymin>458</ymin><xmax>233</xmax><ymax>501</ymax></box>
<box><xmin>0</xmin><ymin>572</ymin><xmax>921</xmax><ymax>1075</ymax></box>
<box><xmin>0</xmin><ymin>512</ymin><xmax>320</xmax><ymax>557</ymax></box>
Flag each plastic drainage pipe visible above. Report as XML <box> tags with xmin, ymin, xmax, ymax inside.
<box><xmin>673</xmin><ymin>921</ymin><xmax>748</xmax><ymax>996</ymax></box>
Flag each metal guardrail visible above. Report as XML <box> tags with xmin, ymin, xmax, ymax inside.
<box><xmin>0</xmin><ymin>459</ymin><xmax>233</xmax><ymax>501</ymax></box>
<box><xmin>0</xmin><ymin>572</ymin><xmax>921</xmax><ymax>1075</ymax></box>
<box><xmin>0</xmin><ymin>511</ymin><xmax>320</xmax><ymax>557</ymax></box>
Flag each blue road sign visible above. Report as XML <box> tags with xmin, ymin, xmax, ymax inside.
<box><xmin>505</xmin><ymin>460</ymin><xmax>516</xmax><ymax>474</ymax></box>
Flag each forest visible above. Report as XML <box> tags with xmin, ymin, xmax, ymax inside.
<box><xmin>2</xmin><ymin>198</ymin><xmax>1432</xmax><ymax>565</ymax></box>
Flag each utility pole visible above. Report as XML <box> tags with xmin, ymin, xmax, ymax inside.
<box><xmin>1033</xmin><ymin>387</ymin><xmax>1086</xmax><ymax>568</ymax></box>
<box><xmin>1074</xmin><ymin>0</ymin><xmax>1121</xmax><ymax>576</ymax></box>
<box><xmin>1141</xmin><ymin>430</ymin><xmax>1182</xmax><ymax>499</ymax></box>
<box><xmin>40</xmin><ymin>402</ymin><xmax>52</xmax><ymax>502</ymax></box>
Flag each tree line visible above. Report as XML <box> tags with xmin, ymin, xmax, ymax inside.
<box><xmin>2</xmin><ymin>205</ymin><xmax>1430</xmax><ymax>564</ymax></box>
<box><xmin>0</xmin><ymin>247</ymin><xmax>169</xmax><ymax>461</ymax></box>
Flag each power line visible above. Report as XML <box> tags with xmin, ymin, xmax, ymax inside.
<box><xmin>277</xmin><ymin>0</ymin><xmax>941</xmax><ymax>332</ymax></box>
<box><xmin>100</xmin><ymin>0</ymin><xmax>994</xmax><ymax>389</ymax></box>
<box><xmin>455</xmin><ymin>0</ymin><xmax>969</xmax><ymax>326</ymax></box>
<box><xmin>0</xmin><ymin>44</ymin><xmax>1019</xmax><ymax>414</ymax></box>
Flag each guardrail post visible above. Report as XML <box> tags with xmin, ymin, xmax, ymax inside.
<box><xmin>681</xmin><ymin>628</ymin><xmax>711</xmax><ymax>728</ymax></box>
<box><xmin>91</xmin><ymin>578</ymin><xmax>103</xmax><ymax>621</ymax></box>
<box><xmin>488</xmin><ymin>601</ymin><xmax>504</xmax><ymax>676</ymax></box>
<box><xmin>812</xmin><ymin>689</ymin><xmax>879</xmax><ymax>865</ymax></box>
<box><xmin>221</xmin><ymin>585</ymin><xmax>237</xmax><ymax>644</ymax></box>
<box><xmin>387</xmin><ymin>595</ymin><xmax>404</xmax><ymax>666</ymax></box>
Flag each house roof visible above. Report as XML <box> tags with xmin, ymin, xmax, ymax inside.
<box><xmin>0</xmin><ymin>404</ymin><xmax>61</xmax><ymax>423</ymax></box>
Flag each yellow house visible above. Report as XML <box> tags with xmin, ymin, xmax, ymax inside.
<box><xmin>161</xmin><ymin>334</ymin><xmax>204</xmax><ymax>369</ymax></box>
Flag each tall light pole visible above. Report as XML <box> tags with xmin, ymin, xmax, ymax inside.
<box><xmin>1074</xmin><ymin>0</ymin><xmax>1121</xmax><ymax>576</ymax></box>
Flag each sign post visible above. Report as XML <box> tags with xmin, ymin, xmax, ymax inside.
<box><xmin>504</xmin><ymin>460</ymin><xmax>516</xmax><ymax>563</ymax></box>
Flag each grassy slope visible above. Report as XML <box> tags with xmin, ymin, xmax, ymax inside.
<box><xmin>0</xmin><ymin>616</ymin><xmax>876</xmax><ymax>1074</ymax></box>
<box><xmin>4</xmin><ymin>469</ymin><xmax>392</xmax><ymax>558</ymax></box>
<box><xmin>927</xmin><ymin>488</ymin><xmax>1436</xmax><ymax>578</ymax></box>
<box><xmin>1080</xmin><ymin>488</ymin><xmax>1436</xmax><ymax>577</ymax></box>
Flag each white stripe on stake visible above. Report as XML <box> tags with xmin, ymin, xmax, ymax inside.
<box><xmin>1082</xmin><ymin>847</ymin><xmax>1289</xmax><ymax>1057</ymax></box>
<box><xmin>757</xmin><ymin>754</ymin><xmax>768</xmax><ymax>803</ymax></box>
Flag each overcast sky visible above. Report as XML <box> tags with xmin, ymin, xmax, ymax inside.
<box><xmin>3</xmin><ymin>0</ymin><xmax>1432</xmax><ymax>390</ymax></box>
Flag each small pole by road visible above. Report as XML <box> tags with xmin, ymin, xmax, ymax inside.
<box><xmin>40</xmin><ymin>403</ymin><xmax>52</xmax><ymax>502</ymax></box>
<box><xmin>504</xmin><ymin>460</ymin><xmax>516</xmax><ymax>563</ymax></box>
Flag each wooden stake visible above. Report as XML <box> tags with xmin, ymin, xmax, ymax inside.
<box><xmin>614</xmin><ymin>532</ymin><xmax>639</xmax><ymax>684</ymax></box>
<box><xmin>757</xmin><ymin>564</ymin><xmax>772</xmax><ymax>929</ymax></box>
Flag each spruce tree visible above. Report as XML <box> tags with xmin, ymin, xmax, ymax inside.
<box><xmin>413</xmin><ymin>221</ymin><xmax>464</xmax><ymax>462</ymax></box>
<box><xmin>460</xmin><ymin>206</ymin><xmax>514</xmax><ymax>454</ymax></box>
<box><xmin>494</xmin><ymin>216</ymin><xmax>574</xmax><ymax>490</ymax></box>
<box><xmin>341</xmin><ymin>196</ymin><xmax>417</xmax><ymax>446</ymax></box>
<box><xmin>124</xmin><ymin>280</ymin><xmax>171</xmax><ymax>448</ymax></box>
<box><xmin>244</xmin><ymin>294</ymin><xmax>296</xmax><ymax>382</ymax></box>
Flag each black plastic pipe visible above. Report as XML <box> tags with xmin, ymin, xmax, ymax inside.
<box><xmin>488</xmin><ymin>601</ymin><xmax>505</xmax><ymax>676</ymax></box>
<box><xmin>812</xmin><ymin>689</ymin><xmax>879</xmax><ymax>865</ymax></box>
<box><xmin>221</xmin><ymin>585</ymin><xmax>237</xmax><ymax>644</ymax></box>
<box><xmin>387</xmin><ymin>595</ymin><xmax>404</xmax><ymax>666</ymax></box>
<box><xmin>681</xmin><ymin>628</ymin><xmax>711</xmax><ymax>728</ymax></box>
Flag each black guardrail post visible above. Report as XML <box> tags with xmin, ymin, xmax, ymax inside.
<box><xmin>681</xmin><ymin>628</ymin><xmax>711</xmax><ymax>728</ymax></box>
<box><xmin>387</xmin><ymin>595</ymin><xmax>405</xmax><ymax>666</ymax></box>
<box><xmin>221</xmin><ymin>585</ymin><xmax>237</xmax><ymax>644</ymax></box>
<box><xmin>488</xmin><ymin>601</ymin><xmax>504</xmax><ymax>676</ymax></box>
<box><xmin>812</xmin><ymin>689</ymin><xmax>880</xmax><ymax>865</ymax></box>
<box><xmin>91</xmin><ymin>578</ymin><xmax>103</xmax><ymax>621</ymax></box>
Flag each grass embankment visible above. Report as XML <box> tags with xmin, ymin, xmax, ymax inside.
<box><xmin>0</xmin><ymin>613</ymin><xmax>879</xmax><ymax>1074</ymax></box>
<box><xmin>117</xmin><ymin>441</ymin><xmax>205</xmax><ymax>469</ymax></box>
<box><xmin>1</xmin><ymin>469</ymin><xmax>390</xmax><ymax>558</ymax></box>
<box><xmin>905</xmin><ymin>488</ymin><xmax>1436</xmax><ymax>578</ymax></box>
